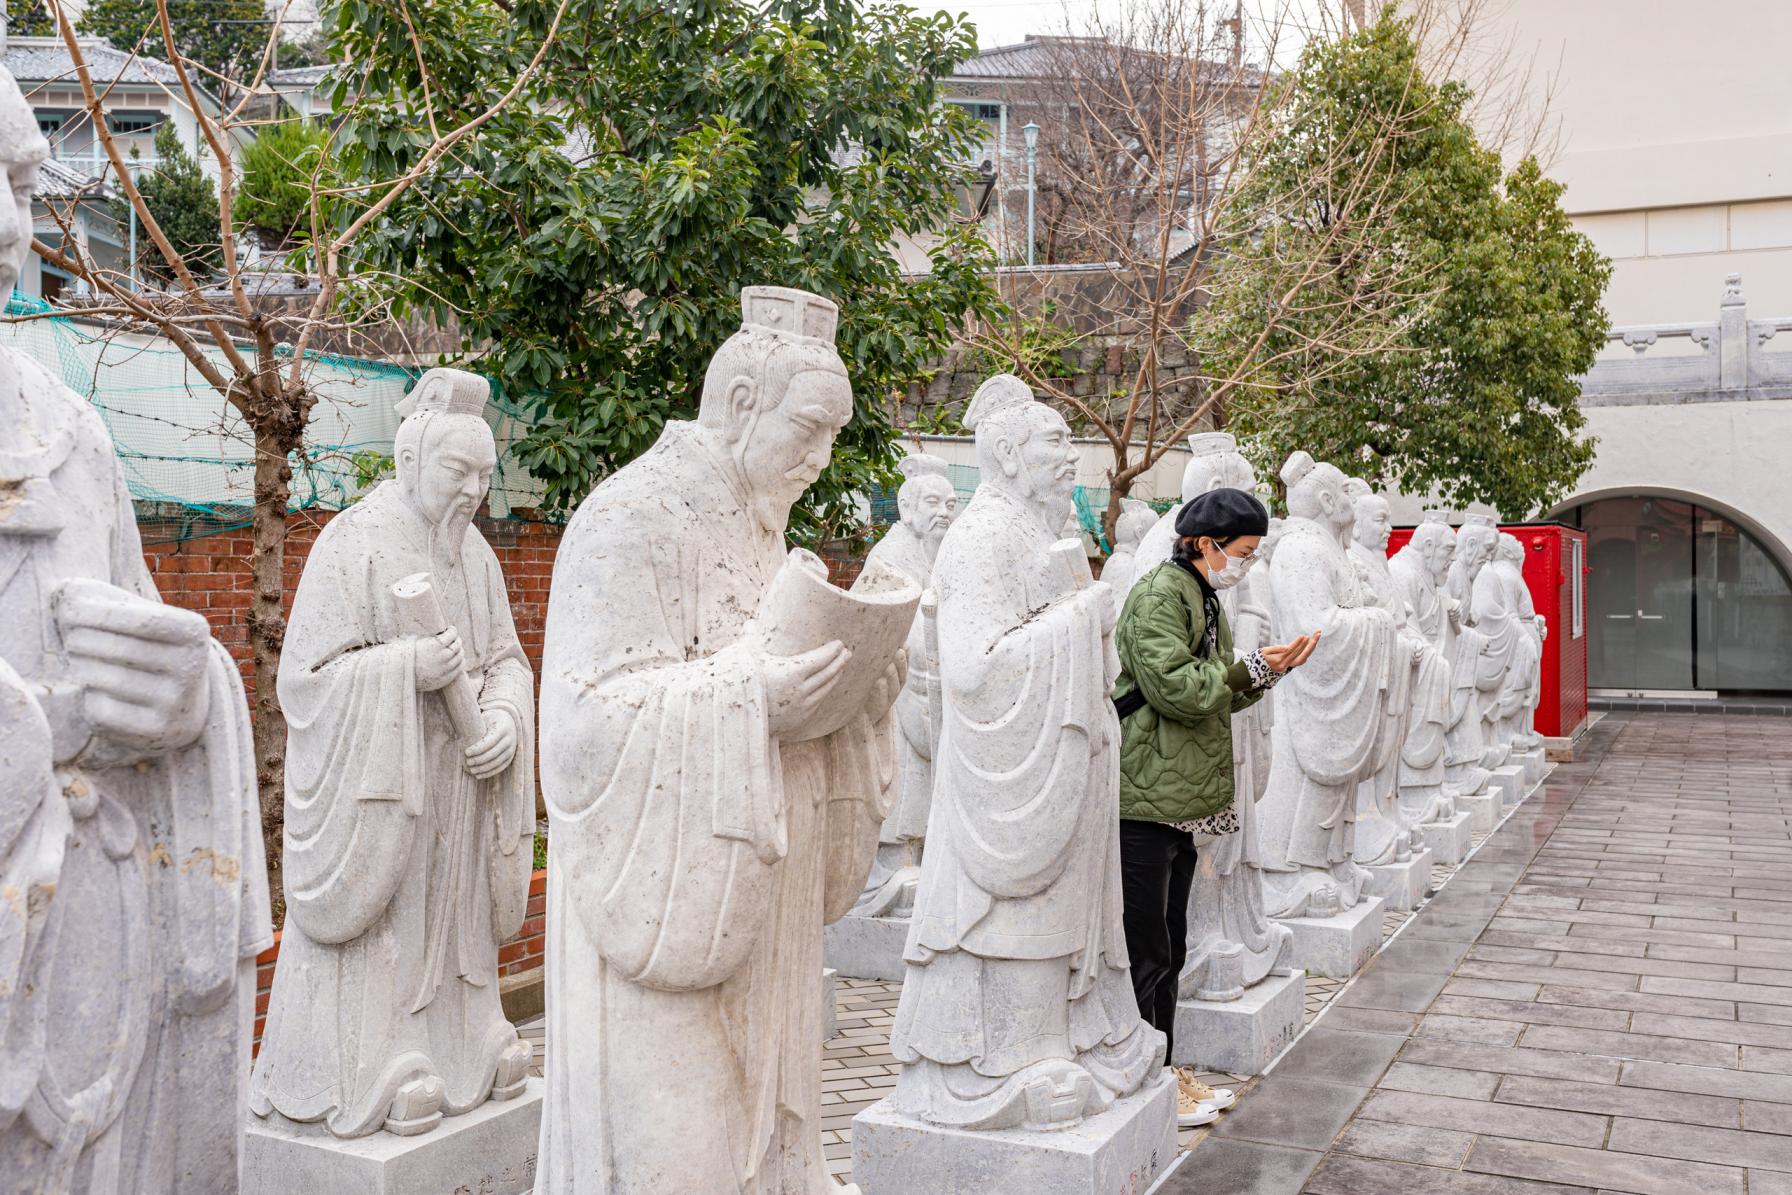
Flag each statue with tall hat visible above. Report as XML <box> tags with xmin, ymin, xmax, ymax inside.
<box><xmin>0</xmin><ymin>31</ymin><xmax>271</xmax><ymax>1190</ymax></box>
<box><xmin>536</xmin><ymin>286</ymin><xmax>911</xmax><ymax>1193</ymax></box>
<box><xmin>250</xmin><ymin>367</ymin><xmax>537</xmax><ymax>1139</ymax></box>
<box><xmin>1118</xmin><ymin>432</ymin><xmax>1294</xmax><ymax>1002</ymax></box>
<box><xmin>884</xmin><ymin>373</ymin><xmax>1163</xmax><ymax>1131</ymax></box>
<box><xmin>1254</xmin><ymin>452</ymin><xmax>1397</xmax><ymax>919</ymax></box>
<box><xmin>1454</xmin><ymin>513</ymin><xmax>1511</xmax><ymax>772</ymax></box>
<box><xmin>1342</xmin><ymin>477</ymin><xmax>1421</xmax><ymax>867</ymax></box>
<box><xmin>1443</xmin><ymin>513</ymin><xmax>1501</xmax><ymax>791</ymax></box>
<box><xmin>1387</xmin><ymin>510</ymin><xmax>1463</xmax><ymax>825</ymax></box>
<box><xmin>849</xmin><ymin>451</ymin><xmax>957</xmax><ymax>917</ymax></box>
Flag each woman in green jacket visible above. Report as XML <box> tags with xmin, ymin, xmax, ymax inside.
<box><xmin>1111</xmin><ymin>488</ymin><xmax>1317</xmax><ymax>1126</ymax></box>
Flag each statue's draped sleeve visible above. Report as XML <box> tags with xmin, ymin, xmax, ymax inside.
<box><xmin>277</xmin><ymin>521</ymin><xmax>429</xmax><ymax>946</ymax></box>
<box><xmin>1274</xmin><ymin>533</ymin><xmax>1393</xmax><ymax>787</ymax></box>
<box><xmin>1471</xmin><ymin>568</ymin><xmax>1518</xmax><ymax>694</ymax></box>
<box><xmin>540</xmin><ymin>497</ymin><xmax>790</xmax><ymax>993</ymax></box>
<box><xmin>470</xmin><ymin>543</ymin><xmax>537</xmax><ymax>944</ymax></box>
<box><xmin>919</xmin><ymin>568</ymin><xmax>1108</xmax><ymax>940</ymax></box>
<box><xmin>0</xmin><ymin>659</ymin><xmax>58</xmax><ymax>1133</ymax></box>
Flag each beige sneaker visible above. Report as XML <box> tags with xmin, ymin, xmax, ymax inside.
<box><xmin>1175</xmin><ymin>1067</ymin><xmax>1237</xmax><ymax>1113</ymax></box>
<box><xmin>1176</xmin><ymin>1082</ymin><xmax>1218</xmax><ymax>1127</ymax></box>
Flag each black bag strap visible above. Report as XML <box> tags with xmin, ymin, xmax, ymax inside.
<box><xmin>1113</xmin><ymin>687</ymin><xmax>1148</xmax><ymax>720</ymax></box>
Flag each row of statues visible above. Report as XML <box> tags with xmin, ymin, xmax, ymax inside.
<box><xmin>0</xmin><ymin>272</ymin><xmax>1550</xmax><ymax>1193</ymax></box>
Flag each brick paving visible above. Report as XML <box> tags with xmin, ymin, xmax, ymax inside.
<box><xmin>1176</xmin><ymin>711</ymin><xmax>1792</xmax><ymax>1195</ymax></box>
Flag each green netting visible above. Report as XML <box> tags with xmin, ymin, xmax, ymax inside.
<box><xmin>2</xmin><ymin>291</ymin><xmax>546</xmax><ymax>542</ymax></box>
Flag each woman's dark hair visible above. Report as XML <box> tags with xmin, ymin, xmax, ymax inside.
<box><xmin>1172</xmin><ymin>534</ymin><xmax>1230</xmax><ymax>563</ymax></box>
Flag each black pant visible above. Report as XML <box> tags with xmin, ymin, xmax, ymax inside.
<box><xmin>1119</xmin><ymin>818</ymin><xmax>1199</xmax><ymax>1063</ymax></box>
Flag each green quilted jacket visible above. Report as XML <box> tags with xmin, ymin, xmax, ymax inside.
<box><xmin>1113</xmin><ymin>559</ymin><xmax>1266</xmax><ymax>822</ymax></box>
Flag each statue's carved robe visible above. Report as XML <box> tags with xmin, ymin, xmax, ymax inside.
<box><xmin>1347</xmin><ymin>541</ymin><xmax>1413</xmax><ymax>867</ymax></box>
<box><xmin>1442</xmin><ymin>561</ymin><xmax>1495</xmax><ymax>791</ymax></box>
<box><xmin>889</xmin><ymin>485</ymin><xmax>1158</xmax><ymax>1129</ymax></box>
<box><xmin>1388</xmin><ymin>549</ymin><xmax>1454</xmax><ymax>819</ymax></box>
<box><xmin>1471</xmin><ymin>564</ymin><xmax>1524</xmax><ymax>758</ymax></box>
<box><xmin>0</xmin><ymin>349</ymin><xmax>270</xmax><ymax>1192</ymax></box>
<box><xmin>250</xmin><ymin>481</ymin><xmax>535</xmax><ymax>1138</ymax></box>
<box><xmin>1181</xmin><ymin>567</ymin><xmax>1292</xmax><ymax>1000</ymax></box>
<box><xmin>1256</xmin><ymin>520</ymin><xmax>1394</xmax><ymax>918</ymax></box>
<box><xmin>537</xmin><ymin>422</ymin><xmax>892</xmax><ymax>1195</ymax></box>
<box><xmin>853</xmin><ymin>523</ymin><xmax>939</xmax><ymax>911</ymax></box>
<box><xmin>1493</xmin><ymin>560</ymin><xmax>1543</xmax><ymax>745</ymax></box>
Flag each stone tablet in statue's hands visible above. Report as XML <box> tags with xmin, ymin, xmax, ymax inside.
<box><xmin>53</xmin><ymin>577</ymin><xmax>212</xmax><ymax>753</ymax></box>
<box><xmin>413</xmin><ymin>626</ymin><xmax>465</xmax><ymax>691</ymax></box>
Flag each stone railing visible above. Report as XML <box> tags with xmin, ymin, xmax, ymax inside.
<box><xmin>1580</xmin><ymin>273</ymin><xmax>1792</xmax><ymax>405</ymax></box>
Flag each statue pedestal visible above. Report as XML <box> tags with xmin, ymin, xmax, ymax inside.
<box><xmin>1457</xmin><ymin>787</ymin><xmax>1498</xmax><ymax>834</ymax></box>
<box><xmin>824</xmin><ymin>912</ymin><xmax>912</xmax><ymax>982</ymax></box>
<box><xmin>824</xmin><ymin>967</ymin><xmax>839</xmax><ymax>1040</ymax></box>
<box><xmin>1488</xmin><ymin>764</ymin><xmax>1526</xmax><ymax>811</ymax></box>
<box><xmin>1367</xmin><ymin>847</ymin><xmax>1434</xmax><ymax>912</ymax></box>
<box><xmin>1278</xmin><ymin>895</ymin><xmax>1385</xmax><ymax>979</ymax></box>
<box><xmin>1420</xmin><ymin>811</ymin><xmax>1473</xmax><ymax>866</ymax></box>
<box><xmin>852</xmin><ymin>1074</ymin><xmax>1178</xmax><ymax>1195</ymax></box>
<box><xmin>244</xmin><ymin>1080</ymin><xmax>542</xmax><ymax>1195</ymax></box>
<box><xmin>1172</xmin><ymin>969</ymin><xmax>1305</xmax><ymax>1076</ymax></box>
<box><xmin>1513</xmin><ymin>746</ymin><xmax>1547</xmax><ymax>786</ymax></box>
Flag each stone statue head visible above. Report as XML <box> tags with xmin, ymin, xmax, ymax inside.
<box><xmin>1344</xmin><ymin>477</ymin><xmax>1392</xmax><ymax>553</ymax></box>
<box><xmin>1411</xmin><ymin>513</ymin><xmax>1457</xmax><ymax>587</ymax></box>
<box><xmin>394</xmin><ymin>368</ymin><xmax>497</xmax><ymax>541</ymax></box>
<box><xmin>1259</xmin><ymin>517</ymin><xmax>1286</xmax><ymax>565</ymax></box>
<box><xmin>697</xmin><ymin>286</ymin><xmax>852</xmax><ymax>532</ymax></box>
<box><xmin>1456</xmin><ymin>514</ymin><xmax>1499</xmax><ymax>574</ymax></box>
<box><xmin>965</xmin><ymin>374</ymin><xmax>1078</xmax><ymax>529</ymax></box>
<box><xmin>1281</xmin><ymin>451</ymin><xmax>1353</xmax><ymax>536</ymax></box>
<box><xmin>1181</xmin><ymin>432</ymin><xmax>1255</xmax><ymax>502</ymax></box>
<box><xmin>0</xmin><ymin>64</ymin><xmax>49</xmax><ymax>299</ymax></box>
<box><xmin>895</xmin><ymin>453</ymin><xmax>957</xmax><ymax>546</ymax></box>
<box><xmin>1497</xmin><ymin>532</ymin><xmax>1525</xmax><ymax>565</ymax></box>
<box><xmin>1114</xmin><ymin>498</ymin><xmax>1157</xmax><ymax>551</ymax></box>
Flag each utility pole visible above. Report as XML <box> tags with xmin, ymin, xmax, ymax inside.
<box><xmin>1023</xmin><ymin>121</ymin><xmax>1039</xmax><ymax>267</ymax></box>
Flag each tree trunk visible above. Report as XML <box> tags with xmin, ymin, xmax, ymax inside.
<box><xmin>249</xmin><ymin>416</ymin><xmax>294</xmax><ymax>907</ymax></box>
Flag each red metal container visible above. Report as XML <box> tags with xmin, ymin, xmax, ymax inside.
<box><xmin>1386</xmin><ymin>522</ymin><xmax>1588</xmax><ymax>739</ymax></box>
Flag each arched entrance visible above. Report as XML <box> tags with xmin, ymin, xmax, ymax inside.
<box><xmin>1549</xmin><ymin>492</ymin><xmax>1792</xmax><ymax>694</ymax></box>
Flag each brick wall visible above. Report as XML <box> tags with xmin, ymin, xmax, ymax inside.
<box><xmin>140</xmin><ymin>508</ymin><xmax>563</xmax><ymax>697</ymax></box>
<box><xmin>252</xmin><ymin>868</ymin><xmax>548</xmax><ymax>1053</ymax></box>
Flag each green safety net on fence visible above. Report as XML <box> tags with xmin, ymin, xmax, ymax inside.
<box><xmin>1</xmin><ymin>291</ymin><xmax>545</xmax><ymax>543</ymax></box>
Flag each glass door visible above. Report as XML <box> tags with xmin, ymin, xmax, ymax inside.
<box><xmin>1579</xmin><ymin>497</ymin><xmax>1695</xmax><ymax>690</ymax></box>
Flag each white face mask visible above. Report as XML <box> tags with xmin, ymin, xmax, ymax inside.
<box><xmin>1203</xmin><ymin>541</ymin><xmax>1256</xmax><ymax>590</ymax></box>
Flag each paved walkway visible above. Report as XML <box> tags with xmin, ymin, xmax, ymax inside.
<box><xmin>1180</xmin><ymin>711</ymin><xmax>1792</xmax><ymax>1195</ymax></box>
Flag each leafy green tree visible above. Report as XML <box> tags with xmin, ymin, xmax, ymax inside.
<box><xmin>329</xmin><ymin>0</ymin><xmax>1000</xmax><ymax>545</ymax></box>
<box><xmin>1198</xmin><ymin>10</ymin><xmax>1611</xmax><ymax>515</ymax></box>
<box><xmin>112</xmin><ymin>123</ymin><xmax>222</xmax><ymax>283</ymax></box>
<box><xmin>79</xmin><ymin>0</ymin><xmax>269</xmax><ymax>90</ymax></box>
<box><xmin>234</xmin><ymin>117</ymin><xmax>332</xmax><ymax>247</ymax></box>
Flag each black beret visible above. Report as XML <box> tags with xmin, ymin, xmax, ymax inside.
<box><xmin>1175</xmin><ymin>487</ymin><xmax>1270</xmax><ymax>540</ymax></box>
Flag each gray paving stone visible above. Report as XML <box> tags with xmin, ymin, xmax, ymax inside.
<box><xmin>1639</xmin><ymin>975</ymin><xmax>1792</xmax><ymax>1007</ymax></box>
<box><xmin>1354</xmin><ymin>1089</ymin><xmax>1608</xmax><ymax>1147</ymax></box>
<box><xmin>1620</xmin><ymin>1059</ymin><xmax>1792</xmax><ymax>1102</ymax></box>
<box><xmin>1417</xmin><ymin>1014</ymin><xmax>1525</xmax><ymax>1047</ymax></box>
<box><xmin>1743</xmin><ymin>1102</ymin><xmax>1792</xmax><ymax>1136</ymax></box>
<box><xmin>1606</xmin><ymin>1116</ymin><xmax>1792</xmax><ymax>1172</ymax></box>
<box><xmin>1332</xmin><ymin>1119</ymin><xmax>1473</xmax><ymax>1168</ymax></box>
<box><xmin>1305</xmin><ymin>1153</ymin><xmax>1599</xmax><ymax>1195</ymax></box>
<box><xmin>1208</xmin><ymin>1077</ymin><xmax>1368</xmax><ymax>1150</ymax></box>
<box><xmin>1494</xmin><ymin>1075</ymin><xmax>1740</xmax><ymax>1128</ymax></box>
<box><xmin>1429</xmin><ymin>995</ymin><xmax>1629</xmax><ymax>1031</ymax></box>
<box><xmin>1630</xmin><ymin>1011</ymin><xmax>1792</xmax><ymax>1049</ymax></box>
<box><xmin>1160</xmin><ymin>1139</ymin><xmax>1319</xmax><ymax>1195</ymax></box>
<box><xmin>1270</xmin><ymin>1028</ymin><xmax>1406</xmax><ymax>1088</ymax></box>
<box><xmin>1463</xmin><ymin>1135</ymin><xmax>1746</xmax><ymax>1195</ymax></box>
<box><xmin>1316</xmin><ymin>1007</ymin><xmax>1420</xmax><ymax>1036</ymax></box>
<box><xmin>1443</xmin><ymin>978</ymin><xmax>1545</xmax><ymax>1001</ymax></box>
<box><xmin>1371</xmin><ymin>936</ymin><xmax>1474</xmax><ymax>974</ymax></box>
<box><xmin>1380</xmin><ymin>1061</ymin><xmax>1502</xmax><ymax>1101</ymax></box>
<box><xmin>1518</xmin><ymin>1024</ymin><xmax>1740</xmax><ymax>1068</ymax></box>
<box><xmin>1332</xmin><ymin>969</ymin><xmax>1451</xmax><ymax>1014</ymax></box>
<box><xmin>1455</xmin><ymin>961</ymin><xmax>1640</xmax><ymax>991</ymax></box>
<box><xmin>1397</xmin><ymin>1039</ymin><xmax>1623</xmax><ymax>1084</ymax></box>
<box><xmin>1536</xmin><ymin>984</ymin><xmax>1737</xmax><ymax>1021</ymax></box>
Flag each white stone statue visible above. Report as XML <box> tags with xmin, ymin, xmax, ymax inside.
<box><xmin>536</xmin><ymin>287</ymin><xmax>912</xmax><ymax>1194</ymax></box>
<box><xmin>1387</xmin><ymin>513</ymin><xmax>1462</xmax><ymax>825</ymax></box>
<box><xmin>887</xmin><ymin>374</ymin><xmax>1162</xmax><ymax>1131</ymax></box>
<box><xmin>0</xmin><ymin>57</ymin><xmax>271</xmax><ymax>1190</ymax></box>
<box><xmin>1343</xmin><ymin>479</ymin><xmax>1416</xmax><ymax>869</ymax></box>
<box><xmin>1101</xmin><ymin>497</ymin><xmax>1158</xmax><ymax>586</ymax></box>
<box><xmin>1459</xmin><ymin>515</ymin><xmax>1513</xmax><ymax>770</ymax></box>
<box><xmin>250</xmin><ymin>368</ymin><xmax>536</xmax><ymax>1139</ymax></box>
<box><xmin>1442</xmin><ymin>515</ymin><xmax>1500</xmax><ymax>793</ymax></box>
<box><xmin>1490</xmin><ymin>533</ymin><xmax>1545</xmax><ymax>749</ymax></box>
<box><xmin>851</xmin><ymin>452</ymin><xmax>957</xmax><ymax>917</ymax></box>
<box><xmin>1255</xmin><ymin>453</ymin><xmax>1395</xmax><ymax>919</ymax></box>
